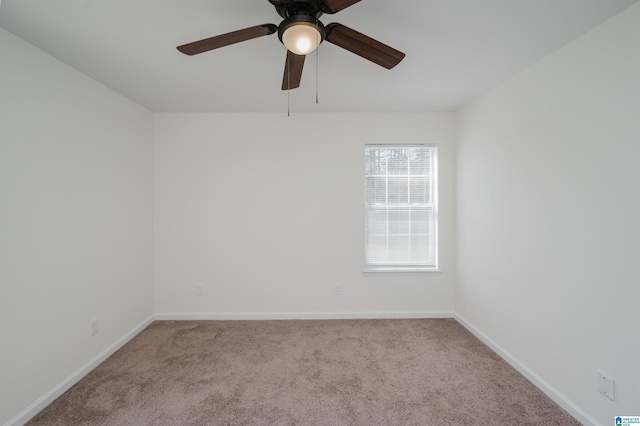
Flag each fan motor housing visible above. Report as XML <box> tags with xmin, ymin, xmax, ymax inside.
<box><xmin>274</xmin><ymin>0</ymin><xmax>324</xmax><ymax>19</ymax></box>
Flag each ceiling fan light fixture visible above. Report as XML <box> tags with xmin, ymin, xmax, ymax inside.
<box><xmin>282</xmin><ymin>22</ymin><xmax>321</xmax><ymax>55</ymax></box>
<box><xmin>278</xmin><ymin>14</ymin><xmax>326</xmax><ymax>56</ymax></box>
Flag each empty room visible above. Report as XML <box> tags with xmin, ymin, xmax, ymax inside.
<box><xmin>1</xmin><ymin>0</ymin><xmax>638</xmax><ymax>425</ymax></box>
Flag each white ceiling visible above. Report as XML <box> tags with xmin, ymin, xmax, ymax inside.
<box><xmin>1</xmin><ymin>0</ymin><xmax>638</xmax><ymax>113</ymax></box>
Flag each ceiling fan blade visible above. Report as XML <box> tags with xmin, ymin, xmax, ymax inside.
<box><xmin>320</xmin><ymin>0</ymin><xmax>362</xmax><ymax>14</ymax></box>
<box><xmin>325</xmin><ymin>23</ymin><xmax>405</xmax><ymax>69</ymax></box>
<box><xmin>177</xmin><ymin>24</ymin><xmax>278</xmax><ymax>56</ymax></box>
<box><xmin>282</xmin><ymin>50</ymin><xmax>305</xmax><ymax>90</ymax></box>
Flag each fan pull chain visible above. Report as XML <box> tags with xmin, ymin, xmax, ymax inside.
<box><xmin>316</xmin><ymin>19</ymin><xmax>319</xmax><ymax>104</ymax></box>
<box><xmin>316</xmin><ymin>18</ymin><xmax>322</xmax><ymax>105</ymax></box>
<box><xmin>287</xmin><ymin>53</ymin><xmax>291</xmax><ymax>117</ymax></box>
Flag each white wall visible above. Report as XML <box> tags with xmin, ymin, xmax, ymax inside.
<box><xmin>0</xmin><ymin>28</ymin><xmax>154</xmax><ymax>425</ymax></box>
<box><xmin>154</xmin><ymin>113</ymin><xmax>455</xmax><ymax>317</ymax></box>
<box><xmin>455</xmin><ymin>4</ymin><xmax>640</xmax><ymax>425</ymax></box>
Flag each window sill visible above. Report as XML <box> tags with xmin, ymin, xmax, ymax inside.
<box><xmin>363</xmin><ymin>266</ymin><xmax>442</xmax><ymax>277</ymax></box>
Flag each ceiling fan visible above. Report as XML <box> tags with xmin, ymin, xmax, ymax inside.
<box><xmin>177</xmin><ymin>0</ymin><xmax>405</xmax><ymax>90</ymax></box>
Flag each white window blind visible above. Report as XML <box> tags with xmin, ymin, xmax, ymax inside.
<box><xmin>365</xmin><ymin>145</ymin><xmax>438</xmax><ymax>271</ymax></box>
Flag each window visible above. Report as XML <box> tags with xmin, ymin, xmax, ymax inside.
<box><xmin>364</xmin><ymin>145</ymin><xmax>438</xmax><ymax>272</ymax></box>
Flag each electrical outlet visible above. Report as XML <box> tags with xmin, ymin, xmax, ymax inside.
<box><xmin>597</xmin><ymin>370</ymin><xmax>614</xmax><ymax>400</ymax></box>
<box><xmin>90</xmin><ymin>318</ymin><xmax>99</xmax><ymax>337</ymax></box>
<box><xmin>197</xmin><ymin>285</ymin><xmax>204</xmax><ymax>296</ymax></box>
<box><xmin>335</xmin><ymin>285</ymin><xmax>342</xmax><ymax>296</ymax></box>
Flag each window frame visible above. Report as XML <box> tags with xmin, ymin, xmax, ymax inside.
<box><xmin>363</xmin><ymin>144</ymin><xmax>440</xmax><ymax>275</ymax></box>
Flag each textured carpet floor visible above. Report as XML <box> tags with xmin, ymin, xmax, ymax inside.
<box><xmin>27</xmin><ymin>319</ymin><xmax>579</xmax><ymax>425</ymax></box>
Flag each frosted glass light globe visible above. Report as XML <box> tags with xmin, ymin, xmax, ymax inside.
<box><xmin>282</xmin><ymin>23</ymin><xmax>321</xmax><ymax>55</ymax></box>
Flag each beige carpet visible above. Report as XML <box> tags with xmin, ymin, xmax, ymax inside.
<box><xmin>27</xmin><ymin>319</ymin><xmax>579</xmax><ymax>425</ymax></box>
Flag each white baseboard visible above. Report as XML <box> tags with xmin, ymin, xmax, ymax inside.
<box><xmin>5</xmin><ymin>315</ymin><xmax>155</xmax><ymax>426</ymax></box>
<box><xmin>155</xmin><ymin>311</ymin><xmax>454</xmax><ymax>321</ymax></box>
<box><xmin>453</xmin><ymin>313</ymin><xmax>599</xmax><ymax>426</ymax></box>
